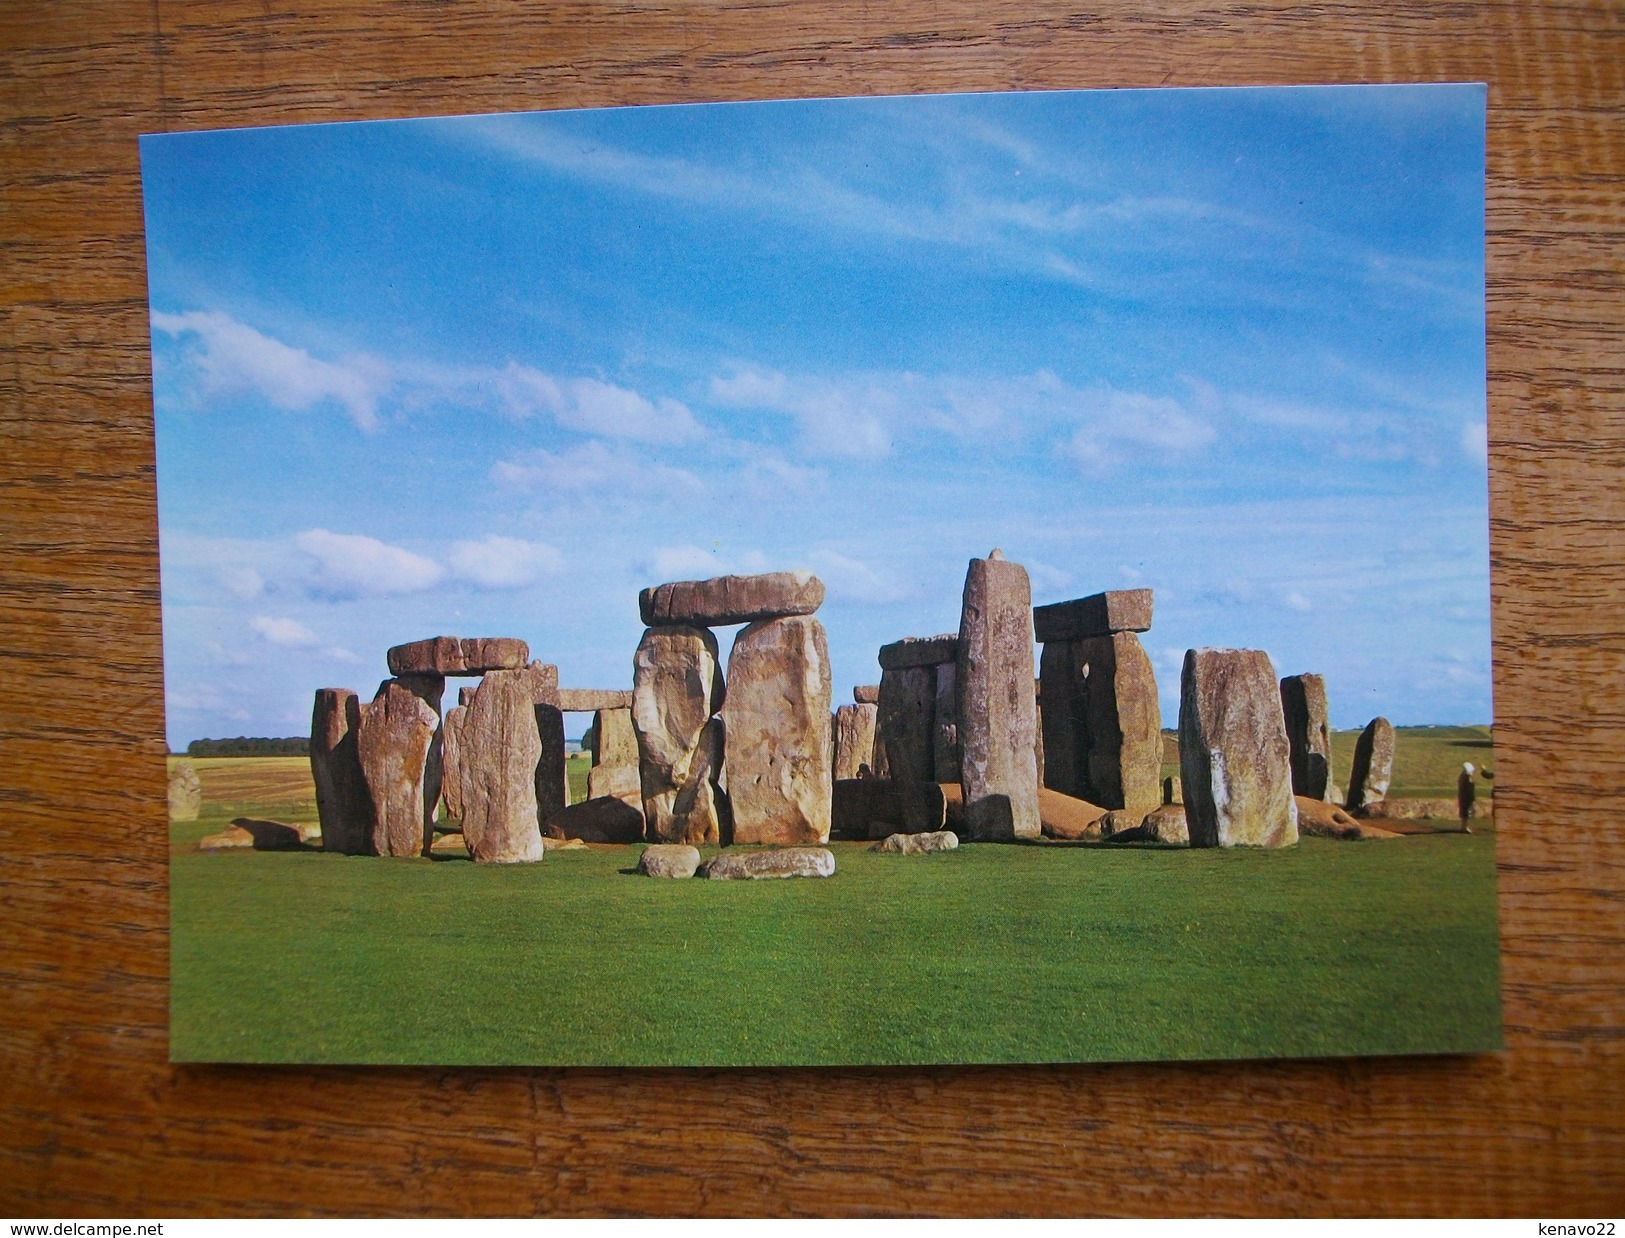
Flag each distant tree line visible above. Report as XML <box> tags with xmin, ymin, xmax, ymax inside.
<box><xmin>184</xmin><ymin>737</ymin><xmax>309</xmax><ymax>757</ymax></box>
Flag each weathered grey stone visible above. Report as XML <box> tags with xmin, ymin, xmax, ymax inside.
<box><xmin>591</xmin><ymin>707</ymin><xmax>639</xmax><ymax>768</ymax></box>
<box><xmin>1164</xmin><ymin>775</ymin><xmax>1182</xmax><ymax>806</ymax></box>
<box><xmin>1280</xmin><ymin>673</ymin><xmax>1334</xmax><ymax>801</ymax></box>
<box><xmin>357</xmin><ymin>679</ymin><xmax>440</xmax><ymax>857</ymax></box>
<box><xmin>872</xmin><ymin>830</ymin><xmax>958</xmax><ymax>854</ymax></box>
<box><xmin>541</xmin><ymin>835</ymin><xmax>587</xmax><ymax>851</ymax></box>
<box><xmin>1346</xmin><ymin>716</ymin><xmax>1396</xmax><ymax>812</ymax></box>
<box><xmin>198</xmin><ymin>825</ymin><xmax>253</xmax><ymax>851</ymax></box>
<box><xmin>387</xmin><ymin>636</ymin><xmax>529</xmax><ymax>676</ymax></box>
<box><xmin>229</xmin><ymin>816</ymin><xmax>305</xmax><ymax>850</ymax></box>
<box><xmin>393</xmin><ymin>672</ymin><xmax>445</xmax><ymax>717</ymax></box>
<box><xmin>1037</xmin><ymin>786</ymin><xmax>1110</xmax><ymax>840</ymax></box>
<box><xmin>876</xmin><ymin>665</ymin><xmax>935</xmax><ymax>783</ymax></box>
<box><xmin>633</xmin><ymin>625</ymin><xmax>726</xmax><ymax>845</ymax></box>
<box><xmin>534</xmin><ymin>703</ymin><xmax>567</xmax><ymax>827</ymax></box>
<box><xmin>832</xmin><ymin>703</ymin><xmax>878</xmax><ymax>782</ymax></box>
<box><xmin>701</xmin><ymin>847</ymin><xmax>836</xmax><ymax>880</ymax></box>
<box><xmin>457</xmin><ymin>669</ymin><xmax>545</xmax><ymax>863</ymax></box>
<box><xmin>1178</xmin><ymin>648</ymin><xmax>1298</xmax><ymax>848</ymax></box>
<box><xmin>517</xmin><ymin>660</ymin><xmax>561</xmax><ymax>706</ymax></box>
<box><xmin>831</xmin><ymin>778</ymin><xmax>902</xmax><ymax>840</ymax></box>
<box><xmin>458</xmin><ymin>685</ymin><xmax>477</xmax><ymax>708</ymax></box>
<box><xmin>637</xmin><ymin>843</ymin><xmax>701</xmax><ymax>878</ymax></box>
<box><xmin>1140</xmin><ymin>803</ymin><xmax>1190</xmax><ymax>845</ymax></box>
<box><xmin>546</xmin><ymin>795</ymin><xmax>645</xmax><ymax>844</ymax></box>
<box><xmin>853</xmin><ymin>684</ymin><xmax>880</xmax><ymax>705</ymax></box>
<box><xmin>440</xmin><ymin>705</ymin><xmax>467</xmax><ymax>822</ymax></box>
<box><xmin>878</xmin><ymin>633</ymin><xmax>959</xmax><ymax>671</ymax></box>
<box><xmin>1295</xmin><ymin>795</ymin><xmax>1398</xmax><ymax>839</ymax></box>
<box><xmin>639</xmin><ymin>571</ymin><xmax>824</xmax><ymax>627</ymax></box>
<box><xmin>724</xmin><ymin>615</ymin><xmax>833</xmax><ymax>845</ymax></box>
<box><xmin>168</xmin><ymin>760</ymin><xmax>202</xmax><ymax>823</ymax></box>
<box><xmin>899</xmin><ymin>780</ymin><xmax>949</xmax><ymax>833</ymax></box>
<box><xmin>1032</xmin><ymin>589</ymin><xmax>1154</xmax><ymax>642</ymax></box>
<box><xmin>957</xmin><ymin>551</ymin><xmax>1041</xmax><ymax>840</ymax></box>
<box><xmin>558</xmin><ymin>688</ymin><xmax>635</xmax><ymax>712</ymax></box>
<box><xmin>932</xmin><ymin>661</ymin><xmax>962</xmax><ymax>783</ymax></box>
<box><xmin>1359</xmin><ymin>797</ymin><xmax>1481</xmax><ymax>821</ymax></box>
<box><xmin>1040</xmin><ymin>633</ymin><xmax>1162</xmax><ymax>819</ymax></box>
<box><xmin>587</xmin><ymin>762</ymin><xmax>641</xmax><ymax>807</ymax></box>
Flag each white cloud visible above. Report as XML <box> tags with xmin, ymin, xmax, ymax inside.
<box><xmin>710</xmin><ymin>367</ymin><xmax>894</xmax><ymax>458</ymax></box>
<box><xmin>218</xmin><ymin>565</ymin><xmax>265</xmax><ymax>600</ymax></box>
<box><xmin>153</xmin><ymin>310</ymin><xmax>386</xmax><ymax>431</ymax></box>
<box><xmin>1284</xmin><ymin>590</ymin><xmax>1314</xmax><ymax>613</ymax></box>
<box><xmin>446</xmin><ymin>535</ymin><xmax>565</xmax><ymax>589</ymax></box>
<box><xmin>250</xmin><ymin>615</ymin><xmax>321</xmax><ymax>648</ymax></box>
<box><xmin>491</xmin><ymin>439</ymin><xmax>703</xmax><ymax>497</ymax></box>
<box><xmin>294</xmin><ymin>528</ymin><xmax>444</xmax><ymax>598</ymax></box>
<box><xmin>564</xmin><ymin>378</ymin><xmax>702</xmax><ymax>443</ymax></box>
<box><xmin>808</xmin><ymin>549</ymin><xmax>907</xmax><ymax>605</ymax></box>
<box><xmin>1461</xmin><ymin>420</ymin><xmax>1488</xmax><ymax>465</ymax></box>
<box><xmin>1063</xmin><ymin>387</ymin><xmax>1216</xmax><ymax>469</ymax></box>
<box><xmin>648</xmin><ymin>544</ymin><xmax>731</xmax><ymax>580</ymax></box>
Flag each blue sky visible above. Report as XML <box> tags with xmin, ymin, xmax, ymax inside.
<box><xmin>141</xmin><ymin>84</ymin><xmax>1489</xmax><ymax>746</ymax></box>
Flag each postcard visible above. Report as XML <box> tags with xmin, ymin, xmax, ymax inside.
<box><xmin>143</xmin><ymin>83</ymin><xmax>1498</xmax><ymax>1065</ymax></box>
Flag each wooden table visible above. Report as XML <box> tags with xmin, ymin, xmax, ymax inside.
<box><xmin>3</xmin><ymin>1</ymin><xmax>1621</xmax><ymax>1216</ymax></box>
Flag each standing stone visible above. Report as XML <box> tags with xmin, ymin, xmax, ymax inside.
<box><xmin>640</xmin><ymin>571</ymin><xmax>824</xmax><ymax>627</ymax></box>
<box><xmin>393</xmin><ymin>672</ymin><xmax>445</xmax><ymax>718</ymax></box>
<box><xmin>1040</xmin><ymin>631</ymin><xmax>1161</xmax><ymax>819</ymax></box>
<box><xmin>456</xmin><ymin>669</ymin><xmax>545</xmax><ymax>863</ymax></box>
<box><xmin>876</xmin><ymin>665</ymin><xmax>935</xmax><ymax>784</ymax></box>
<box><xmin>357</xmin><ymin>679</ymin><xmax>440</xmax><ymax>857</ymax></box>
<box><xmin>591</xmin><ymin>706</ymin><xmax>639</xmax><ymax>768</ymax></box>
<box><xmin>1346</xmin><ymin>716</ymin><xmax>1396</xmax><ymax>812</ymax></box>
<box><xmin>724</xmin><ymin>615</ymin><xmax>833</xmax><ymax>845</ymax></box>
<box><xmin>312</xmin><ymin>689</ymin><xmax>371</xmax><ymax>852</ymax></box>
<box><xmin>957</xmin><ymin>551</ymin><xmax>1041</xmax><ymax>840</ymax></box>
<box><xmin>833</xmin><ymin>703</ymin><xmax>880</xmax><ymax>781</ymax></box>
<box><xmin>633</xmin><ymin>625</ymin><xmax>726</xmax><ymax>845</ymax></box>
<box><xmin>534</xmin><ymin>703</ymin><xmax>567</xmax><ymax>827</ymax></box>
<box><xmin>587</xmin><ymin>762</ymin><xmax>641</xmax><ymax>807</ymax></box>
<box><xmin>932</xmin><ymin>661</ymin><xmax>962</xmax><ymax>783</ymax></box>
<box><xmin>1280</xmin><ymin>673</ymin><xmax>1334</xmax><ymax>801</ymax></box>
<box><xmin>1164</xmin><ymin>775</ymin><xmax>1182</xmax><ymax>806</ymax></box>
<box><xmin>167</xmin><ymin>760</ymin><xmax>203</xmax><ymax>822</ymax></box>
<box><xmin>1178</xmin><ymin>648</ymin><xmax>1298</xmax><ymax>848</ymax></box>
<box><xmin>440</xmin><ymin>705</ymin><xmax>467</xmax><ymax>822</ymax></box>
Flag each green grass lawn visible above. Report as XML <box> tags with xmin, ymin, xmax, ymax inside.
<box><xmin>168</xmin><ymin>728</ymin><xmax>1502</xmax><ymax>1065</ymax></box>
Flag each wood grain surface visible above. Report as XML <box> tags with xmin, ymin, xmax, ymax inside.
<box><xmin>2</xmin><ymin>0</ymin><xmax>1622</xmax><ymax>1217</ymax></box>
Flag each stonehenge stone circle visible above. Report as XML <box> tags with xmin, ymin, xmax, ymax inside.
<box><xmin>637</xmin><ymin>843</ymin><xmax>702</xmax><ymax>878</ymax></box>
<box><xmin>853</xmin><ymin>684</ymin><xmax>881</xmax><ymax>705</ymax></box>
<box><xmin>701</xmin><ymin>847</ymin><xmax>836</xmax><ymax>880</ymax></box>
<box><xmin>311</xmin><ymin>688</ymin><xmax>372</xmax><ymax>852</ymax></box>
<box><xmin>724</xmin><ymin>614</ymin><xmax>833</xmax><ymax>845</ymax></box>
<box><xmin>1280</xmin><ymin>673</ymin><xmax>1334</xmax><ymax>801</ymax></box>
<box><xmin>1178</xmin><ymin>648</ymin><xmax>1299</xmax><ymax>848</ymax></box>
<box><xmin>876</xmin><ymin>664</ymin><xmax>935</xmax><ymax>783</ymax></box>
<box><xmin>1346</xmin><ymin>716</ymin><xmax>1396</xmax><ymax>812</ymax></box>
<box><xmin>957</xmin><ymin>551</ymin><xmax>1042</xmax><ymax>840</ymax></box>
<box><xmin>639</xmin><ymin>570</ymin><xmax>824</xmax><ymax>627</ymax></box>
<box><xmin>456</xmin><ymin>670</ymin><xmax>546</xmax><ymax>863</ymax></box>
<box><xmin>633</xmin><ymin>624</ymin><xmax>726</xmax><ymax>844</ymax></box>
<box><xmin>833</xmin><ymin>702</ymin><xmax>879</xmax><ymax>781</ymax></box>
<box><xmin>168</xmin><ymin>760</ymin><xmax>202</xmax><ymax>822</ymax></box>
<box><xmin>387</xmin><ymin>636</ymin><xmax>529</xmax><ymax>676</ymax></box>
<box><xmin>357</xmin><ymin>678</ymin><xmax>441</xmax><ymax>857</ymax></box>
<box><xmin>1040</xmin><ymin>630</ymin><xmax>1162</xmax><ymax>819</ymax></box>
<box><xmin>1032</xmin><ymin>588</ymin><xmax>1153</xmax><ymax>642</ymax></box>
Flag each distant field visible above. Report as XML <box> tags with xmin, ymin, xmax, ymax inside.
<box><xmin>167</xmin><ymin>726</ymin><xmax>1501</xmax><ymax>1066</ymax></box>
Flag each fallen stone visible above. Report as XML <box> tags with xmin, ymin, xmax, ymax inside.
<box><xmin>1346</xmin><ymin>716</ymin><xmax>1396</xmax><ymax>812</ymax></box>
<box><xmin>229</xmin><ymin>817</ymin><xmax>305</xmax><ymax>850</ymax></box>
<box><xmin>872</xmin><ymin>830</ymin><xmax>959</xmax><ymax>855</ymax></box>
<box><xmin>587</xmin><ymin>762</ymin><xmax>642</xmax><ymax>807</ymax></box>
<box><xmin>633</xmin><ymin>625</ymin><xmax>726</xmax><ymax>844</ymax></box>
<box><xmin>1358</xmin><ymin>797</ymin><xmax>1487</xmax><ymax>821</ymax></box>
<box><xmin>1032</xmin><ymin>589</ymin><xmax>1154</xmax><ymax>642</ymax></box>
<box><xmin>1179</xmin><ymin>648</ymin><xmax>1298</xmax><ymax>848</ymax></box>
<box><xmin>1280</xmin><ymin>674</ymin><xmax>1334</xmax><ymax>801</ymax></box>
<box><xmin>637</xmin><ymin>843</ymin><xmax>701</xmax><ymax>878</ymax></box>
<box><xmin>546</xmin><ymin>795</ymin><xmax>645</xmax><ymax>844</ymax></box>
<box><xmin>591</xmin><ymin>706</ymin><xmax>639</xmax><ymax>768</ymax></box>
<box><xmin>832</xmin><ymin>778</ymin><xmax>902</xmax><ymax>840</ymax></box>
<box><xmin>1296</xmin><ymin>795</ymin><xmax>1400</xmax><ymax>839</ymax></box>
<box><xmin>701</xmin><ymin>847</ymin><xmax>836</xmax><ymax>880</ymax></box>
<box><xmin>1140</xmin><ymin>803</ymin><xmax>1190</xmax><ymax>845</ymax></box>
<box><xmin>198</xmin><ymin>825</ymin><xmax>253</xmax><ymax>851</ymax></box>
<box><xmin>430</xmin><ymin>832</ymin><xmax>468</xmax><ymax>855</ymax></box>
<box><xmin>724</xmin><ymin>615</ymin><xmax>833</xmax><ymax>845</ymax></box>
<box><xmin>640</xmin><ymin>571</ymin><xmax>824</xmax><ymax>627</ymax></box>
<box><xmin>541</xmin><ymin>835</ymin><xmax>587</xmax><ymax>851</ymax></box>
<box><xmin>876</xmin><ymin>665</ymin><xmax>935</xmax><ymax>783</ymax></box>
<box><xmin>558</xmin><ymin>688</ymin><xmax>635</xmax><ymax>712</ymax></box>
<box><xmin>357</xmin><ymin>679</ymin><xmax>441</xmax><ymax>857</ymax></box>
<box><xmin>933</xmin><ymin>661</ymin><xmax>962</xmax><ymax>783</ymax></box>
<box><xmin>957</xmin><ymin>551</ymin><xmax>1042</xmax><ymax>840</ymax></box>
<box><xmin>387</xmin><ymin>636</ymin><xmax>529</xmax><ymax>676</ymax></box>
<box><xmin>878</xmin><ymin>633</ymin><xmax>959</xmax><ymax>671</ymax></box>
<box><xmin>1040</xmin><ymin>632</ymin><xmax>1162</xmax><ymax>819</ymax></box>
<box><xmin>457</xmin><ymin>669</ymin><xmax>546</xmax><ymax>863</ymax></box>
<box><xmin>1038</xmin><ymin>786</ymin><xmax>1110</xmax><ymax>840</ymax></box>
<box><xmin>833</xmin><ymin>702</ymin><xmax>879</xmax><ymax>782</ymax></box>
<box><xmin>308</xmin><ymin>685</ymin><xmax>370</xmax><ymax>851</ymax></box>
<box><xmin>168</xmin><ymin>760</ymin><xmax>202</xmax><ymax>822</ymax></box>
<box><xmin>853</xmin><ymin>684</ymin><xmax>880</xmax><ymax>705</ymax></box>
